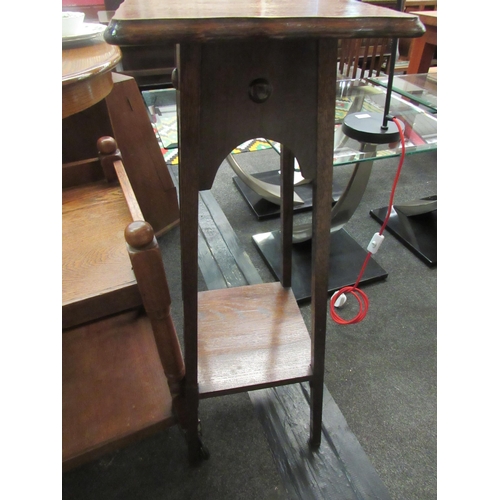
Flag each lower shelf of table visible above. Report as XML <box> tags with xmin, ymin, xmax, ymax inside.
<box><xmin>62</xmin><ymin>310</ymin><xmax>175</xmax><ymax>471</ymax></box>
<box><xmin>197</xmin><ymin>282</ymin><xmax>313</xmax><ymax>398</ymax></box>
<box><xmin>252</xmin><ymin>228</ymin><xmax>388</xmax><ymax>303</ymax></box>
<box><xmin>370</xmin><ymin>197</ymin><xmax>437</xmax><ymax>267</ymax></box>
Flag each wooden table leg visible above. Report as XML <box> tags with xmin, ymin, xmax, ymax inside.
<box><xmin>176</xmin><ymin>38</ymin><xmax>338</xmax><ymax>459</ymax></box>
<box><xmin>309</xmin><ymin>39</ymin><xmax>337</xmax><ymax>446</ymax></box>
<box><xmin>407</xmin><ymin>23</ymin><xmax>437</xmax><ymax>74</ymax></box>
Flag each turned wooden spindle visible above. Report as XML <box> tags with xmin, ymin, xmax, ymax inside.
<box><xmin>125</xmin><ymin>220</ymin><xmax>186</xmax><ymax>398</ymax></box>
<box><xmin>97</xmin><ymin>136</ymin><xmax>121</xmax><ymax>182</ymax></box>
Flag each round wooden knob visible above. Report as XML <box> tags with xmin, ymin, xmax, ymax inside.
<box><xmin>249</xmin><ymin>78</ymin><xmax>272</xmax><ymax>103</ymax></box>
<box><xmin>97</xmin><ymin>136</ymin><xmax>118</xmax><ymax>154</ymax></box>
<box><xmin>125</xmin><ymin>221</ymin><xmax>155</xmax><ymax>249</ymax></box>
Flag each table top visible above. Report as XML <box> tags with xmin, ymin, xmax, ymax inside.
<box><xmin>62</xmin><ymin>36</ymin><xmax>121</xmax><ymax>118</ymax></box>
<box><xmin>62</xmin><ymin>36</ymin><xmax>121</xmax><ymax>87</ymax></box>
<box><xmin>368</xmin><ymin>72</ymin><xmax>437</xmax><ymax>113</ymax></box>
<box><xmin>104</xmin><ymin>0</ymin><xmax>424</xmax><ymax>45</ymax></box>
<box><xmin>362</xmin><ymin>0</ymin><xmax>436</xmax><ymax>6</ymax></box>
<box><xmin>410</xmin><ymin>10</ymin><xmax>437</xmax><ymax>26</ymax></box>
<box><xmin>405</xmin><ymin>0</ymin><xmax>437</xmax><ymax>6</ymax></box>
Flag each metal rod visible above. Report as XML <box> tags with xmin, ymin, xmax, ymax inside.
<box><xmin>382</xmin><ymin>0</ymin><xmax>405</xmax><ymax>129</ymax></box>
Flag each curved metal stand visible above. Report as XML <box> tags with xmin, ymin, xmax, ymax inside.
<box><xmin>292</xmin><ymin>143</ymin><xmax>377</xmax><ymax>243</ymax></box>
<box><xmin>227</xmin><ymin>92</ymin><xmax>368</xmax><ymax>211</ymax></box>
<box><xmin>227</xmin><ymin>152</ymin><xmax>305</xmax><ymax>206</ymax></box>
<box><xmin>394</xmin><ymin>198</ymin><xmax>437</xmax><ymax>217</ymax></box>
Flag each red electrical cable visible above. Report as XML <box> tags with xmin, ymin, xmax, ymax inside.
<box><xmin>330</xmin><ymin>117</ymin><xmax>406</xmax><ymax>325</ymax></box>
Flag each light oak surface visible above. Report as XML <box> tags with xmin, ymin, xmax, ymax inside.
<box><xmin>62</xmin><ymin>180</ymin><xmax>142</xmax><ymax>329</ymax></box>
<box><xmin>412</xmin><ymin>10</ymin><xmax>437</xmax><ymax>27</ymax></box>
<box><xmin>62</xmin><ymin>38</ymin><xmax>121</xmax><ymax>118</ymax></box>
<box><xmin>62</xmin><ymin>310</ymin><xmax>175</xmax><ymax>471</ymax></box>
<box><xmin>63</xmin><ymin>217</ymin><xmax>185</xmax><ymax>471</ymax></box>
<box><xmin>197</xmin><ymin>282</ymin><xmax>313</xmax><ymax>397</ymax></box>
<box><xmin>407</xmin><ymin>10</ymin><xmax>437</xmax><ymax>73</ymax></box>
<box><xmin>405</xmin><ymin>0</ymin><xmax>437</xmax><ymax>10</ymax></box>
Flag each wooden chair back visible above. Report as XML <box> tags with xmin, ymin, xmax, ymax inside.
<box><xmin>338</xmin><ymin>38</ymin><xmax>392</xmax><ymax>79</ymax></box>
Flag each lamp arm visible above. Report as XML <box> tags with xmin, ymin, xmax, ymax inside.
<box><xmin>382</xmin><ymin>0</ymin><xmax>405</xmax><ymax>129</ymax></box>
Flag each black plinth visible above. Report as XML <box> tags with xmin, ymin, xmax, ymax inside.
<box><xmin>370</xmin><ymin>196</ymin><xmax>437</xmax><ymax>267</ymax></box>
<box><xmin>233</xmin><ymin>170</ymin><xmax>338</xmax><ymax>220</ymax></box>
<box><xmin>342</xmin><ymin>112</ymin><xmax>401</xmax><ymax>144</ymax></box>
<box><xmin>252</xmin><ymin>228</ymin><xmax>388</xmax><ymax>302</ymax></box>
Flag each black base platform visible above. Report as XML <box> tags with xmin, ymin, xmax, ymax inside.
<box><xmin>370</xmin><ymin>196</ymin><xmax>437</xmax><ymax>267</ymax></box>
<box><xmin>233</xmin><ymin>169</ymin><xmax>337</xmax><ymax>219</ymax></box>
<box><xmin>252</xmin><ymin>228</ymin><xmax>388</xmax><ymax>302</ymax></box>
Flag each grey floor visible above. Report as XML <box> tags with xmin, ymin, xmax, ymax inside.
<box><xmin>62</xmin><ymin>146</ymin><xmax>437</xmax><ymax>500</ymax></box>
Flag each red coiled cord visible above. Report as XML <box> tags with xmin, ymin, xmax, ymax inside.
<box><xmin>330</xmin><ymin>117</ymin><xmax>406</xmax><ymax>325</ymax></box>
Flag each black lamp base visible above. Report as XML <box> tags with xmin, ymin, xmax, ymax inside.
<box><xmin>342</xmin><ymin>112</ymin><xmax>402</xmax><ymax>144</ymax></box>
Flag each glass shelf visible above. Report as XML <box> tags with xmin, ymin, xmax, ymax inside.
<box><xmin>368</xmin><ymin>72</ymin><xmax>437</xmax><ymax>113</ymax></box>
<box><xmin>270</xmin><ymin>78</ymin><xmax>437</xmax><ymax>167</ymax></box>
<box><xmin>144</xmin><ymin>77</ymin><xmax>437</xmax><ymax>170</ymax></box>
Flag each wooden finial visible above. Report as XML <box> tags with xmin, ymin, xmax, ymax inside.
<box><xmin>97</xmin><ymin>136</ymin><xmax>121</xmax><ymax>181</ymax></box>
<box><xmin>97</xmin><ymin>136</ymin><xmax>118</xmax><ymax>155</ymax></box>
<box><xmin>125</xmin><ymin>221</ymin><xmax>155</xmax><ymax>249</ymax></box>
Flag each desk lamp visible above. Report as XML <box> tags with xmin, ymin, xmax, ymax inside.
<box><xmin>342</xmin><ymin>0</ymin><xmax>405</xmax><ymax>144</ymax></box>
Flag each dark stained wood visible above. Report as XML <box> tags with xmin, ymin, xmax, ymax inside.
<box><xmin>103</xmin><ymin>0</ymin><xmax>427</xmax><ymax>462</ymax></box>
<box><xmin>173</xmin><ymin>36</ymin><xmax>340</xmax><ymax>458</ymax></box>
<box><xmin>309</xmin><ymin>38</ymin><xmax>337</xmax><ymax>447</ymax></box>
<box><xmin>62</xmin><ymin>158</ymin><xmax>104</xmax><ymax>189</ymax></box>
<box><xmin>195</xmin><ymin>38</ymin><xmax>320</xmax><ymax>188</ymax></box>
<box><xmin>97</xmin><ymin>135</ymin><xmax>120</xmax><ymax>182</ymax></box>
<box><xmin>280</xmin><ymin>146</ymin><xmax>294</xmax><ymax>288</ymax></box>
<box><xmin>125</xmin><ymin>221</ymin><xmax>186</xmax><ymax>397</ymax></box>
<box><xmin>105</xmin><ymin>0</ymin><xmax>424</xmax><ymax>45</ymax></box>
<box><xmin>339</xmin><ymin>37</ymin><xmax>392</xmax><ymax>79</ymax></box>
<box><xmin>197</xmin><ymin>283</ymin><xmax>312</xmax><ymax>397</ymax></box>
<box><xmin>62</xmin><ymin>98</ymin><xmax>114</xmax><ymax>165</ymax></box>
<box><xmin>105</xmin><ymin>73</ymin><xmax>180</xmax><ymax>235</ymax></box>
<box><xmin>100</xmin><ymin>5</ymin><xmax>176</xmax><ymax>89</ymax></box>
<box><xmin>62</xmin><ymin>310</ymin><xmax>175</xmax><ymax>471</ymax></box>
<box><xmin>176</xmin><ymin>42</ymin><xmax>205</xmax><ymax>463</ymax></box>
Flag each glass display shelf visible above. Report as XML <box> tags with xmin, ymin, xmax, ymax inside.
<box><xmin>368</xmin><ymin>72</ymin><xmax>437</xmax><ymax>113</ymax></box>
<box><xmin>144</xmin><ymin>78</ymin><xmax>437</xmax><ymax>171</ymax></box>
<box><xmin>269</xmin><ymin>78</ymin><xmax>437</xmax><ymax>167</ymax></box>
